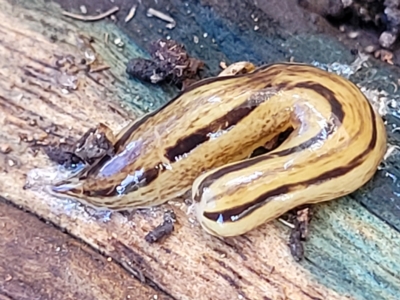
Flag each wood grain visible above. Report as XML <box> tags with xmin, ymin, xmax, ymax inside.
<box><xmin>0</xmin><ymin>0</ymin><xmax>400</xmax><ymax>299</ymax></box>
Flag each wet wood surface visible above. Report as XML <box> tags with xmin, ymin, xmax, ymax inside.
<box><xmin>0</xmin><ymin>0</ymin><xmax>400</xmax><ymax>299</ymax></box>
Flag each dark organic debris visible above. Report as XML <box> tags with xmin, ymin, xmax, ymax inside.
<box><xmin>145</xmin><ymin>210</ymin><xmax>177</xmax><ymax>243</ymax></box>
<box><xmin>288</xmin><ymin>228</ymin><xmax>304</xmax><ymax>262</ymax></box>
<box><xmin>73</xmin><ymin>123</ymin><xmax>115</xmax><ymax>164</ymax></box>
<box><xmin>126</xmin><ymin>39</ymin><xmax>204</xmax><ymax>89</ymax></box>
<box><xmin>287</xmin><ymin>206</ymin><xmax>312</xmax><ymax>261</ymax></box>
<box><xmin>44</xmin><ymin>143</ymin><xmax>81</xmax><ymax>168</ymax></box>
<box><xmin>126</xmin><ymin>58</ymin><xmax>166</xmax><ymax>83</ymax></box>
<box><xmin>45</xmin><ymin>123</ymin><xmax>115</xmax><ymax>168</ymax></box>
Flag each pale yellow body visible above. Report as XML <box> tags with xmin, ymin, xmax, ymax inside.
<box><xmin>50</xmin><ymin>63</ymin><xmax>387</xmax><ymax>237</ymax></box>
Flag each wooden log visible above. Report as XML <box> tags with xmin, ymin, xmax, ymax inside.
<box><xmin>1</xmin><ymin>0</ymin><xmax>400</xmax><ymax>299</ymax></box>
<box><xmin>0</xmin><ymin>198</ymin><xmax>171</xmax><ymax>300</ymax></box>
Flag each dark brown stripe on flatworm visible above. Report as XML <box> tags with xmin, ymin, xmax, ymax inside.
<box><xmin>194</xmin><ymin>81</ymin><xmax>344</xmax><ymax>202</ymax></box>
<box><xmin>203</xmin><ymin>97</ymin><xmax>378</xmax><ymax>223</ymax></box>
<box><xmin>164</xmin><ymin>75</ymin><xmax>294</xmax><ymax>162</ymax></box>
<box><xmin>164</xmin><ymin>104</ymin><xmax>260</xmax><ymax>162</ymax></box>
<box><xmin>294</xmin><ymin>82</ymin><xmax>344</xmax><ymax>123</ymax></box>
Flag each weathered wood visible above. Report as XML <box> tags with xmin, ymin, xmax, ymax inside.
<box><xmin>1</xmin><ymin>0</ymin><xmax>400</xmax><ymax>299</ymax></box>
<box><xmin>0</xmin><ymin>198</ymin><xmax>170</xmax><ymax>300</ymax></box>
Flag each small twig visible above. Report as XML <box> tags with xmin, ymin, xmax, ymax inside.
<box><xmin>278</xmin><ymin>217</ymin><xmax>295</xmax><ymax>229</ymax></box>
<box><xmin>89</xmin><ymin>65</ymin><xmax>110</xmax><ymax>73</ymax></box>
<box><xmin>384</xmin><ymin>145</ymin><xmax>400</xmax><ymax>160</ymax></box>
<box><xmin>147</xmin><ymin>8</ymin><xmax>176</xmax><ymax>29</ymax></box>
<box><xmin>62</xmin><ymin>6</ymin><xmax>119</xmax><ymax>22</ymax></box>
<box><xmin>125</xmin><ymin>4</ymin><xmax>137</xmax><ymax>23</ymax></box>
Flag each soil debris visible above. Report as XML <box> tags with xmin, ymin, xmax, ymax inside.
<box><xmin>145</xmin><ymin>210</ymin><xmax>177</xmax><ymax>243</ymax></box>
<box><xmin>285</xmin><ymin>206</ymin><xmax>312</xmax><ymax>261</ymax></box>
<box><xmin>44</xmin><ymin>123</ymin><xmax>115</xmax><ymax>168</ymax></box>
<box><xmin>126</xmin><ymin>39</ymin><xmax>204</xmax><ymax>89</ymax></box>
<box><xmin>44</xmin><ymin>143</ymin><xmax>80</xmax><ymax>167</ymax></box>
